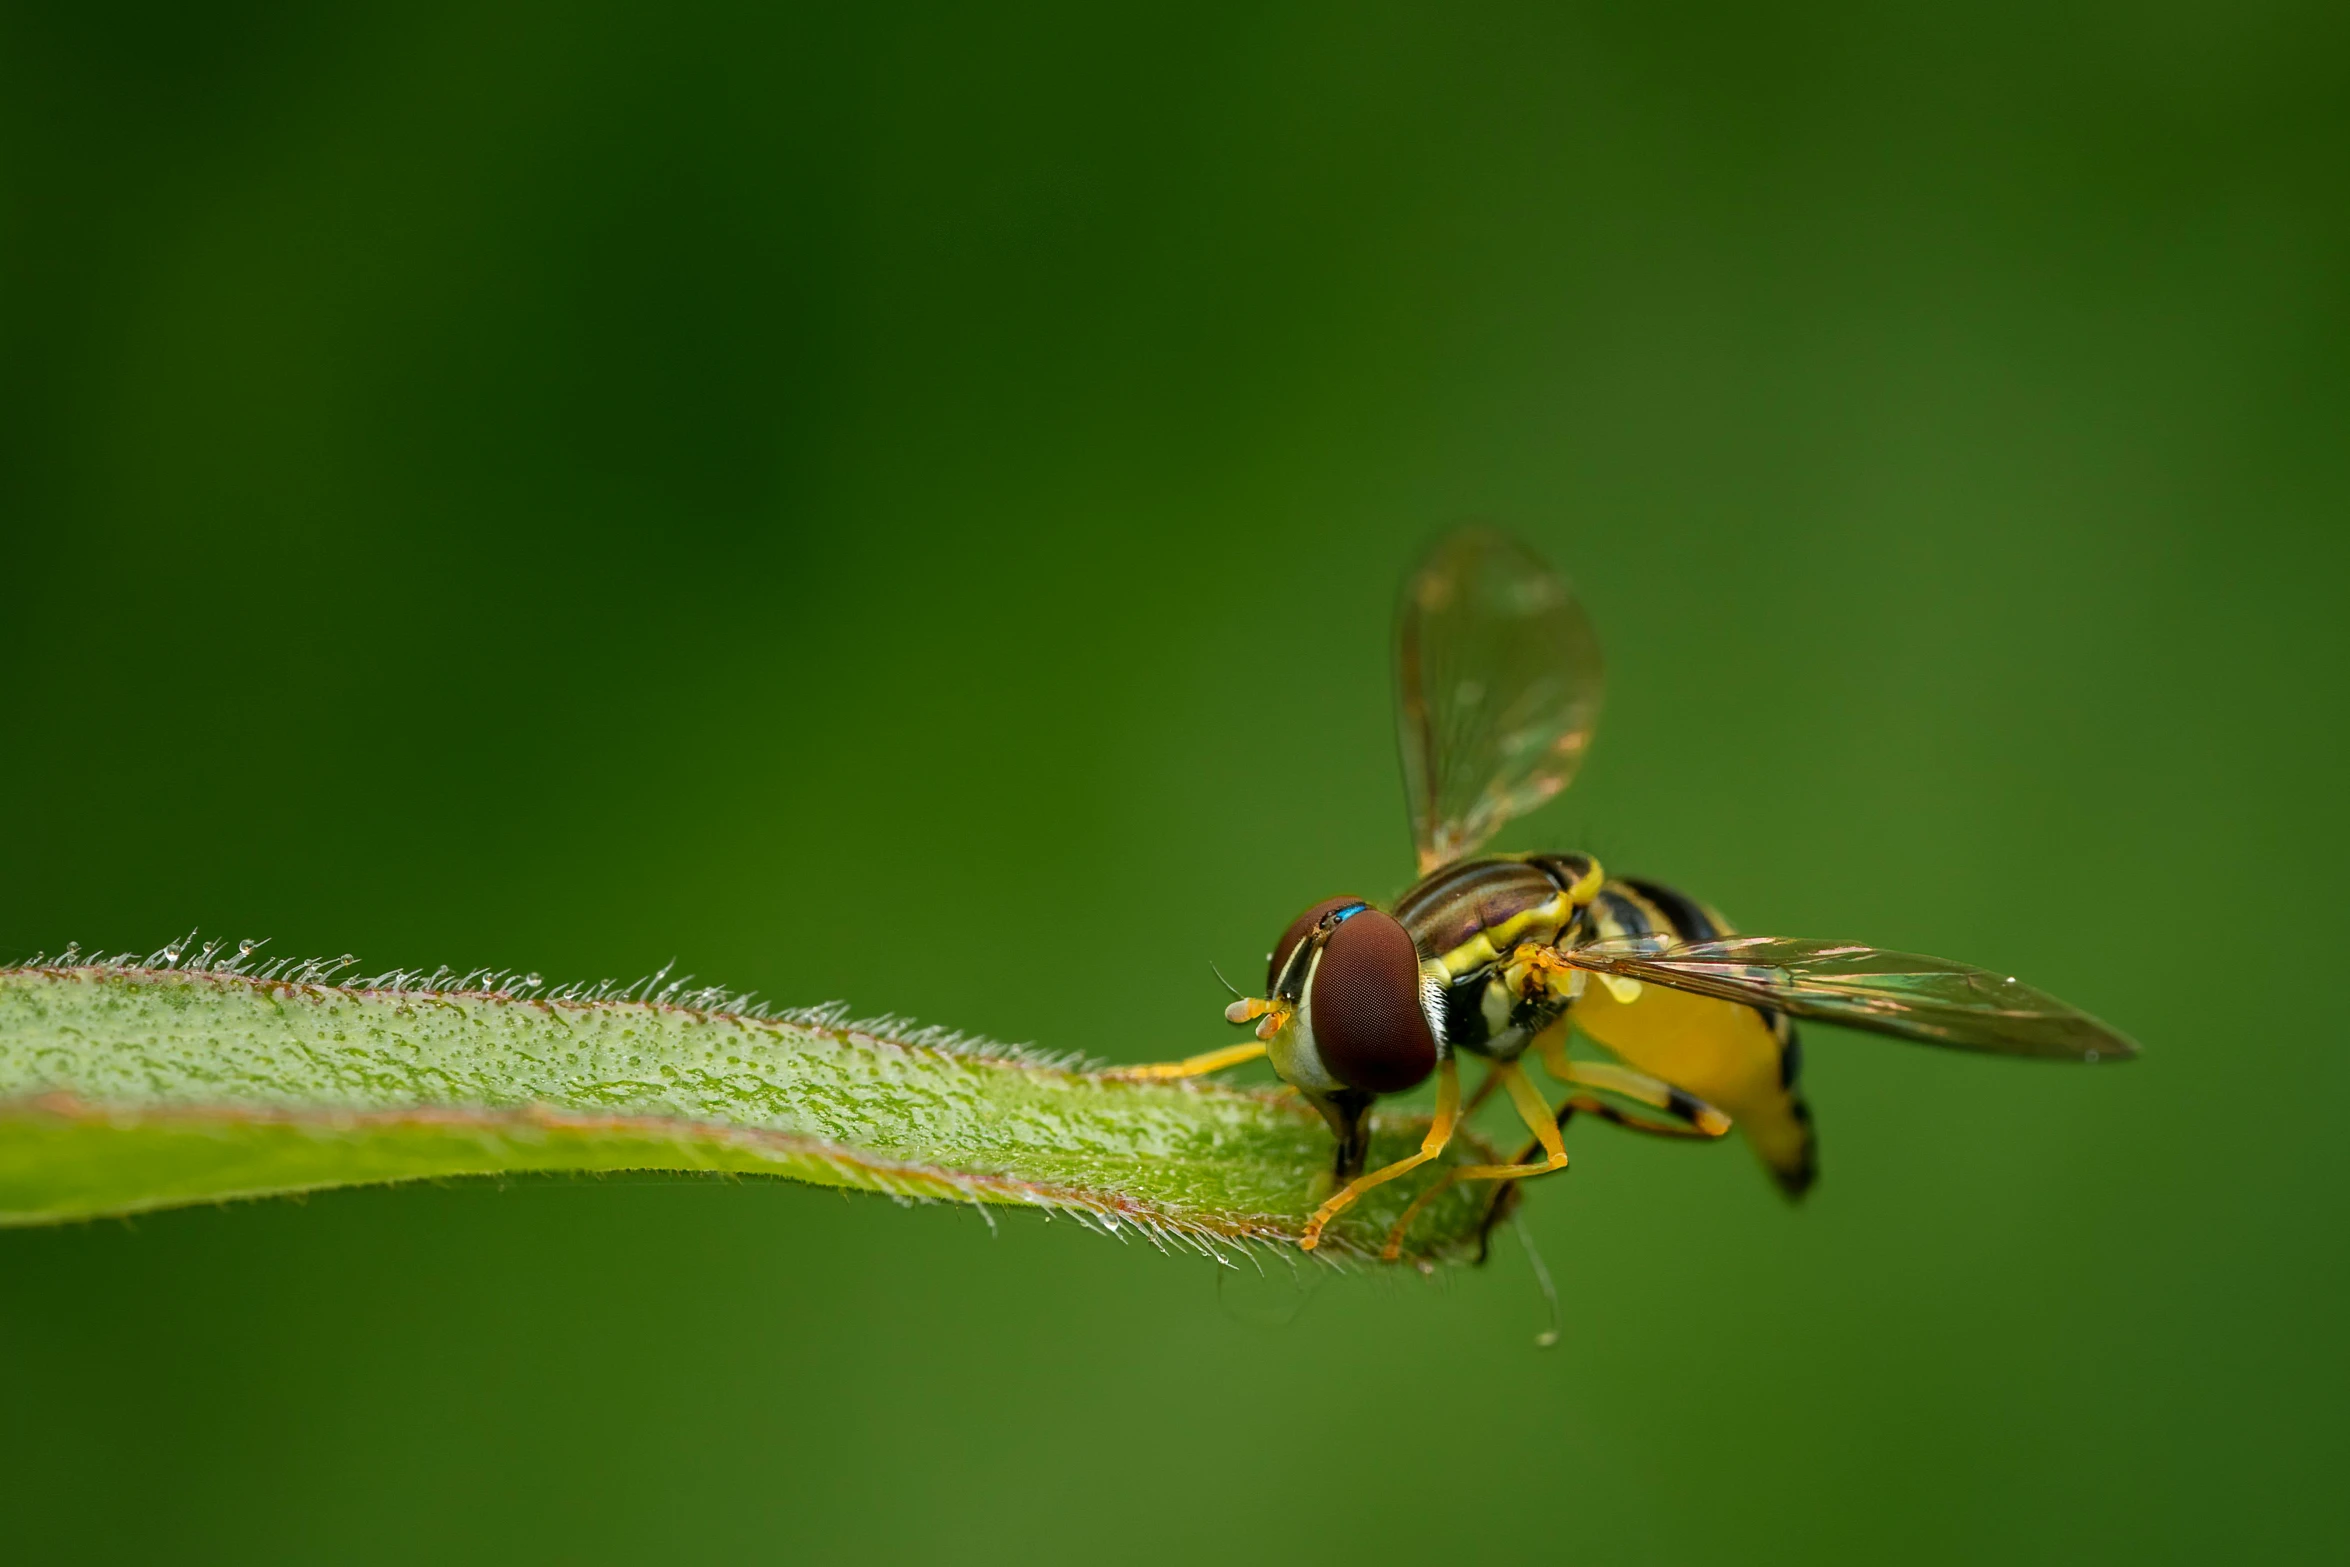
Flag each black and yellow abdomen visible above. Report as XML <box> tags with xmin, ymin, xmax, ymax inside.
<box><xmin>1573</xmin><ymin>877</ymin><xmax>1818</xmax><ymax>1196</ymax></box>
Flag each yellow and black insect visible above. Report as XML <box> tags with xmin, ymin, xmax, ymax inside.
<box><xmin>1130</xmin><ymin>528</ymin><xmax>2136</xmax><ymax>1256</ymax></box>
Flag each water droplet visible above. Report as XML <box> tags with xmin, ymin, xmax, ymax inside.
<box><xmin>2084</xmin><ymin>1049</ymin><xmax>2100</xmax><ymax>1063</ymax></box>
<box><xmin>525</xmin><ymin>972</ymin><xmax>544</xmax><ymax>987</ymax></box>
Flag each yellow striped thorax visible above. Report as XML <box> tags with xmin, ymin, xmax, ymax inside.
<box><xmin>1390</xmin><ymin>853</ymin><xmax>1605</xmax><ymax>1062</ymax></box>
<box><xmin>1394</xmin><ymin>852</ymin><xmax>1605</xmax><ymax>983</ymax></box>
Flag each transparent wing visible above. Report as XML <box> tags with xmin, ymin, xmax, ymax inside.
<box><xmin>1396</xmin><ymin>529</ymin><xmax>1605</xmax><ymax>874</ymax></box>
<box><xmin>1561</xmin><ymin>935</ymin><xmax>2139</xmax><ymax>1061</ymax></box>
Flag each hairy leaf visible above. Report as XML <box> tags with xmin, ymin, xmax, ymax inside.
<box><xmin>0</xmin><ymin>962</ymin><xmax>1500</xmax><ymax>1263</ymax></box>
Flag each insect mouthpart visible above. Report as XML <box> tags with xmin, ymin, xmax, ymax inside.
<box><xmin>1224</xmin><ymin>994</ymin><xmax>1293</xmax><ymax>1040</ymax></box>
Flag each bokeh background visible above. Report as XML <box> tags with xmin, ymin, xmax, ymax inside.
<box><xmin>4</xmin><ymin>3</ymin><xmax>2345</xmax><ymax>1562</ymax></box>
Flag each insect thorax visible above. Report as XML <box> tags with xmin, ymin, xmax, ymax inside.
<box><xmin>1394</xmin><ymin>853</ymin><xmax>1601</xmax><ymax>1058</ymax></box>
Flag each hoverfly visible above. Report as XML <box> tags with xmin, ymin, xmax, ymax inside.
<box><xmin>1129</xmin><ymin>528</ymin><xmax>2137</xmax><ymax>1257</ymax></box>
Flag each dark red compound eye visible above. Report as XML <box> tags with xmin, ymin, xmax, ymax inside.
<box><xmin>1269</xmin><ymin>896</ymin><xmax>1369</xmax><ymax>995</ymax></box>
<box><xmin>1309</xmin><ymin>909</ymin><xmax>1438</xmax><ymax>1095</ymax></box>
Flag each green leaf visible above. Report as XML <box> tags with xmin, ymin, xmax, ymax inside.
<box><xmin>0</xmin><ymin>962</ymin><xmax>1500</xmax><ymax>1264</ymax></box>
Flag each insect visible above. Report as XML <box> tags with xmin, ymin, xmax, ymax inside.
<box><xmin>1127</xmin><ymin>528</ymin><xmax>2137</xmax><ymax>1257</ymax></box>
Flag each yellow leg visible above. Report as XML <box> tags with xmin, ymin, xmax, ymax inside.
<box><xmin>1448</xmin><ymin>1062</ymin><xmax>1571</xmax><ymax>1178</ymax></box>
<box><xmin>1533</xmin><ymin>1028</ymin><xmax>1730</xmax><ymax>1135</ymax></box>
<box><xmin>1380</xmin><ymin>1061</ymin><xmax>1566</xmax><ymax>1259</ymax></box>
<box><xmin>1548</xmin><ymin>1095</ymin><xmax>1718</xmax><ymax>1139</ymax></box>
<box><xmin>1457</xmin><ymin>1063</ymin><xmax>1507</xmax><ymax>1121</ymax></box>
<box><xmin>1298</xmin><ymin>1059</ymin><xmax>1461</xmax><ymax>1252</ymax></box>
<box><xmin>1107</xmin><ymin>1041</ymin><xmax>1268</xmax><ymax>1081</ymax></box>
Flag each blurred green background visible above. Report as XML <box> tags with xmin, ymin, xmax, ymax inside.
<box><xmin>3</xmin><ymin>2</ymin><xmax>2345</xmax><ymax>1561</ymax></box>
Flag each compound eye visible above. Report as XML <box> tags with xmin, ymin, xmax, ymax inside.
<box><xmin>1309</xmin><ymin>909</ymin><xmax>1437</xmax><ymax>1095</ymax></box>
<box><xmin>1269</xmin><ymin>896</ymin><xmax>1370</xmax><ymax>995</ymax></box>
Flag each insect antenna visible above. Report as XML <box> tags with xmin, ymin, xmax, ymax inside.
<box><xmin>1208</xmin><ymin>960</ymin><xmax>1247</xmax><ymax>1003</ymax></box>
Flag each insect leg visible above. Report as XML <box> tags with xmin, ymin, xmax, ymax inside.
<box><xmin>1382</xmin><ymin>1171</ymin><xmax>1465</xmax><ymax>1260</ymax></box>
<box><xmin>1298</xmin><ymin>1060</ymin><xmax>1461</xmax><ymax>1252</ymax></box>
<box><xmin>1381</xmin><ymin>1062</ymin><xmax>1570</xmax><ymax>1260</ymax></box>
<box><xmin>1458</xmin><ymin>1062</ymin><xmax>1572</xmax><ymax>1177</ymax></box>
<box><xmin>1533</xmin><ymin>1027</ymin><xmax>1730</xmax><ymax>1135</ymax></box>
<box><xmin>1457</xmin><ymin>1062</ymin><xmax>1508</xmax><ymax>1120</ymax></box>
<box><xmin>1107</xmin><ymin>1041</ymin><xmax>1269</xmax><ymax>1081</ymax></box>
<box><xmin>1467</xmin><ymin>1091</ymin><xmax>1727</xmax><ymax>1258</ymax></box>
<box><xmin>1545</xmin><ymin>1095</ymin><xmax>1719</xmax><ymax>1139</ymax></box>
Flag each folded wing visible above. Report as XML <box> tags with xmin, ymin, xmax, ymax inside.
<box><xmin>1560</xmin><ymin>935</ymin><xmax>2137</xmax><ymax>1061</ymax></box>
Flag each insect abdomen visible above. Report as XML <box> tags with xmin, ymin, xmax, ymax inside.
<box><xmin>1577</xmin><ymin>877</ymin><xmax>1818</xmax><ymax>1197</ymax></box>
